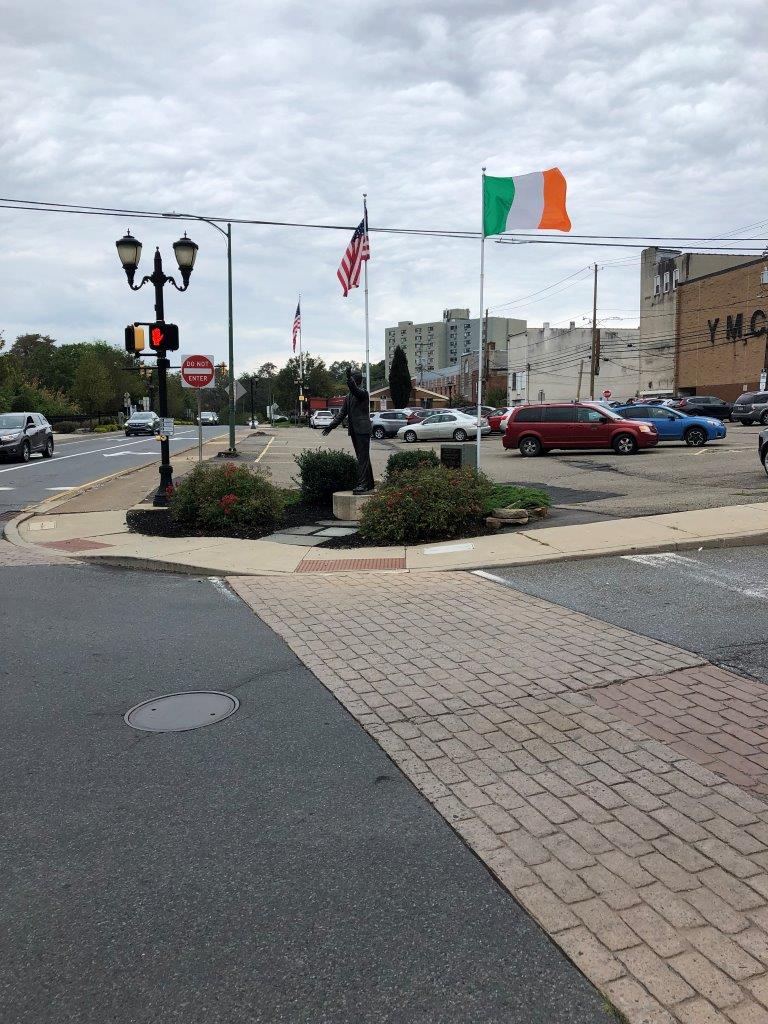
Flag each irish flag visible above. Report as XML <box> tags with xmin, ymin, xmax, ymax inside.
<box><xmin>483</xmin><ymin>168</ymin><xmax>571</xmax><ymax>236</ymax></box>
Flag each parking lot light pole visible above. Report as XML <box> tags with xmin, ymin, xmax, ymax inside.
<box><xmin>116</xmin><ymin>230</ymin><xmax>198</xmax><ymax>506</ymax></box>
<box><xmin>163</xmin><ymin>212</ymin><xmax>237</xmax><ymax>456</ymax></box>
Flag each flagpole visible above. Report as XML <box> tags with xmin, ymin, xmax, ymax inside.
<box><xmin>363</xmin><ymin>194</ymin><xmax>371</xmax><ymax>400</ymax></box>
<box><xmin>298</xmin><ymin>293</ymin><xmax>304</xmax><ymax>420</ymax></box>
<box><xmin>476</xmin><ymin>167</ymin><xmax>486</xmax><ymax>469</ymax></box>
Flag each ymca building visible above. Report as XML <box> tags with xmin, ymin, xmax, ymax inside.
<box><xmin>675</xmin><ymin>259</ymin><xmax>767</xmax><ymax>401</ymax></box>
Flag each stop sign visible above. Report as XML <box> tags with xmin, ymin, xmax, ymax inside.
<box><xmin>602</xmin><ymin>389</ymin><xmax>612</xmax><ymax>399</ymax></box>
<box><xmin>181</xmin><ymin>354</ymin><xmax>215</xmax><ymax>389</ymax></box>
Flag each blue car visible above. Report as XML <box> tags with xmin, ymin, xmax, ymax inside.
<box><xmin>613</xmin><ymin>404</ymin><xmax>726</xmax><ymax>446</ymax></box>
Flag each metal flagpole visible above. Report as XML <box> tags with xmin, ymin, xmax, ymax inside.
<box><xmin>298</xmin><ymin>293</ymin><xmax>304</xmax><ymax>419</ymax></box>
<box><xmin>476</xmin><ymin>167</ymin><xmax>486</xmax><ymax>469</ymax></box>
<box><xmin>363</xmin><ymin>194</ymin><xmax>371</xmax><ymax>397</ymax></box>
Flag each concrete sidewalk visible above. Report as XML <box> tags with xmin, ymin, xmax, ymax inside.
<box><xmin>7</xmin><ymin>498</ymin><xmax>768</xmax><ymax>575</ymax></box>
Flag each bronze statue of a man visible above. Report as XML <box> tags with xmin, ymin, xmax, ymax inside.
<box><xmin>322</xmin><ymin>366</ymin><xmax>375</xmax><ymax>494</ymax></box>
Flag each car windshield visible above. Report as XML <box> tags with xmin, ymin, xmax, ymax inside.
<box><xmin>0</xmin><ymin>414</ymin><xmax>26</xmax><ymax>429</ymax></box>
<box><xmin>132</xmin><ymin>413</ymin><xmax>155</xmax><ymax>420</ymax></box>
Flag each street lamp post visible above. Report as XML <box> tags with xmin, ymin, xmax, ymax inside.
<box><xmin>115</xmin><ymin>230</ymin><xmax>198</xmax><ymax>506</ymax></box>
<box><xmin>163</xmin><ymin>213</ymin><xmax>237</xmax><ymax>456</ymax></box>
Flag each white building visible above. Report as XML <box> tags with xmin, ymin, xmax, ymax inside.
<box><xmin>507</xmin><ymin>322</ymin><xmax>641</xmax><ymax>405</ymax></box>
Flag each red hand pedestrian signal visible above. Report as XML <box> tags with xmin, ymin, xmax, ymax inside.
<box><xmin>145</xmin><ymin>323</ymin><xmax>179</xmax><ymax>352</ymax></box>
<box><xmin>150</xmin><ymin>326</ymin><xmax>164</xmax><ymax>349</ymax></box>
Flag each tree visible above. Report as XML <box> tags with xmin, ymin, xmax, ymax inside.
<box><xmin>486</xmin><ymin>387</ymin><xmax>508</xmax><ymax>407</ymax></box>
<box><xmin>369</xmin><ymin>359</ymin><xmax>386</xmax><ymax>390</ymax></box>
<box><xmin>257</xmin><ymin>362</ymin><xmax>277</xmax><ymax>379</ymax></box>
<box><xmin>72</xmin><ymin>351</ymin><xmax>113</xmax><ymax>417</ymax></box>
<box><xmin>10</xmin><ymin>334</ymin><xmax>56</xmax><ymax>383</ymax></box>
<box><xmin>273</xmin><ymin>353</ymin><xmax>334</xmax><ymax>411</ymax></box>
<box><xmin>388</xmin><ymin>345</ymin><xmax>412</xmax><ymax>408</ymax></box>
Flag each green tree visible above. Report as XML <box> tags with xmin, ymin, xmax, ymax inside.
<box><xmin>273</xmin><ymin>354</ymin><xmax>334</xmax><ymax>411</ymax></box>
<box><xmin>369</xmin><ymin>359</ymin><xmax>386</xmax><ymax>390</ymax></box>
<box><xmin>388</xmin><ymin>345</ymin><xmax>412</xmax><ymax>408</ymax></box>
<box><xmin>486</xmin><ymin>387</ymin><xmax>508</xmax><ymax>407</ymax></box>
<box><xmin>72</xmin><ymin>351</ymin><xmax>113</xmax><ymax>416</ymax></box>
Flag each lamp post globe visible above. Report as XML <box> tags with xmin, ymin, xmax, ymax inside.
<box><xmin>115</xmin><ymin>231</ymin><xmax>142</xmax><ymax>286</ymax></box>
<box><xmin>173</xmin><ymin>232</ymin><xmax>199</xmax><ymax>286</ymax></box>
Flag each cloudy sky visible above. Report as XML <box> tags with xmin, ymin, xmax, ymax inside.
<box><xmin>1</xmin><ymin>0</ymin><xmax>765</xmax><ymax>374</ymax></box>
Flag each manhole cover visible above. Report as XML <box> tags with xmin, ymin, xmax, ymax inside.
<box><xmin>124</xmin><ymin>691</ymin><xmax>239</xmax><ymax>732</ymax></box>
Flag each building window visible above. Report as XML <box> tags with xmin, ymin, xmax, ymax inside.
<box><xmin>672</xmin><ymin>269</ymin><xmax>679</xmax><ymax>289</ymax></box>
<box><xmin>653</xmin><ymin>275</ymin><xmax>661</xmax><ymax>296</ymax></box>
<box><xmin>663</xmin><ymin>272</ymin><xmax>670</xmax><ymax>293</ymax></box>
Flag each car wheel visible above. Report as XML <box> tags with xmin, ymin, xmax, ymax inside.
<box><xmin>684</xmin><ymin>427</ymin><xmax>707</xmax><ymax>447</ymax></box>
<box><xmin>612</xmin><ymin>432</ymin><xmax>638</xmax><ymax>455</ymax></box>
<box><xmin>740</xmin><ymin>420</ymin><xmax>754</xmax><ymax>426</ymax></box>
<box><xmin>372</xmin><ymin>426</ymin><xmax>386</xmax><ymax>440</ymax></box>
<box><xmin>19</xmin><ymin>440</ymin><xmax>31</xmax><ymax>463</ymax></box>
<box><xmin>453</xmin><ymin>428</ymin><xmax>468</xmax><ymax>441</ymax></box>
<box><xmin>763</xmin><ymin>447</ymin><xmax>768</xmax><ymax>478</ymax></box>
<box><xmin>518</xmin><ymin>435</ymin><xmax>542</xmax><ymax>457</ymax></box>
<box><xmin>42</xmin><ymin>438</ymin><xmax>54</xmax><ymax>458</ymax></box>
<box><xmin>761</xmin><ymin>412</ymin><xmax>768</xmax><ymax>426</ymax></box>
<box><xmin>404</xmin><ymin>430</ymin><xmax>417</xmax><ymax>443</ymax></box>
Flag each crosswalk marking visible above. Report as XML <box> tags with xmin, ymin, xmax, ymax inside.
<box><xmin>622</xmin><ymin>551</ymin><xmax>768</xmax><ymax>600</ymax></box>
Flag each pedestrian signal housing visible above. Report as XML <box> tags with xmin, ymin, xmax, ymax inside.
<box><xmin>149</xmin><ymin>323</ymin><xmax>180</xmax><ymax>352</ymax></box>
<box><xmin>124</xmin><ymin>325</ymin><xmax>146</xmax><ymax>354</ymax></box>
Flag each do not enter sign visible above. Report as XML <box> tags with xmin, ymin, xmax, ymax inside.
<box><xmin>602</xmin><ymin>389</ymin><xmax>612</xmax><ymax>399</ymax></box>
<box><xmin>181</xmin><ymin>354</ymin><xmax>216</xmax><ymax>389</ymax></box>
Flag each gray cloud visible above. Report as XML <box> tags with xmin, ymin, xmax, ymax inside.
<box><xmin>0</xmin><ymin>0</ymin><xmax>765</xmax><ymax>372</ymax></box>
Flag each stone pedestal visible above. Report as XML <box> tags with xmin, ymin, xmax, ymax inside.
<box><xmin>333</xmin><ymin>490</ymin><xmax>374</xmax><ymax>522</ymax></box>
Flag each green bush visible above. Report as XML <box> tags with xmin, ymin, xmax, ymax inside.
<box><xmin>53</xmin><ymin>421</ymin><xmax>80</xmax><ymax>433</ymax></box>
<box><xmin>385</xmin><ymin>448</ymin><xmax>440</xmax><ymax>480</ymax></box>
<box><xmin>93</xmin><ymin>423</ymin><xmax>119</xmax><ymax>433</ymax></box>
<box><xmin>359</xmin><ymin>465</ymin><xmax>493</xmax><ymax>545</ymax></box>
<box><xmin>294</xmin><ymin>448</ymin><xmax>358</xmax><ymax>504</ymax></box>
<box><xmin>168</xmin><ymin>462</ymin><xmax>284</xmax><ymax>532</ymax></box>
<box><xmin>487</xmin><ymin>483</ymin><xmax>551</xmax><ymax>512</ymax></box>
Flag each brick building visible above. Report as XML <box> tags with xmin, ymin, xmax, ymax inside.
<box><xmin>675</xmin><ymin>259</ymin><xmax>767</xmax><ymax>400</ymax></box>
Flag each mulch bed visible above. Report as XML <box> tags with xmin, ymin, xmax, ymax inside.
<box><xmin>126</xmin><ymin>499</ymin><xmax>331</xmax><ymax>541</ymax></box>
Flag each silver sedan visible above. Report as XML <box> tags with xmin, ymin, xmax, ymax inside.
<box><xmin>397</xmin><ymin>412</ymin><xmax>490</xmax><ymax>443</ymax></box>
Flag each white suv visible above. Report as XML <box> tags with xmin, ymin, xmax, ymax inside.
<box><xmin>310</xmin><ymin>410</ymin><xmax>335</xmax><ymax>429</ymax></box>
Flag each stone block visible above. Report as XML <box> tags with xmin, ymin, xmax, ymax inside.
<box><xmin>332</xmin><ymin>490</ymin><xmax>375</xmax><ymax>521</ymax></box>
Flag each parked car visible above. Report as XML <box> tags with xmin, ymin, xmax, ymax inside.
<box><xmin>197</xmin><ymin>411</ymin><xmax>219</xmax><ymax>426</ymax></box>
<box><xmin>397</xmin><ymin>411</ymin><xmax>490</xmax><ymax>443</ymax></box>
<box><xmin>671</xmin><ymin>395</ymin><xmax>733</xmax><ymax>420</ymax></box>
<box><xmin>458</xmin><ymin>405</ymin><xmax>496</xmax><ymax>418</ymax></box>
<box><xmin>310</xmin><ymin>409</ymin><xmax>335</xmax><ymax>429</ymax></box>
<box><xmin>502</xmin><ymin>402</ymin><xmax>658</xmax><ymax>456</ymax></box>
<box><xmin>406</xmin><ymin>409</ymin><xmax>434</xmax><ymax>424</ymax></box>
<box><xmin>760</xmin><ymin>426</ymin><xmax>768</xmax><ymax>477</ymax></box>
<box><xmin>125</xmin><ymin>411</ymin><xmax>161</xmax><ymax>436</ymax></box>
<box><xmin>487</xmin><ymin>407</ymin><xmax>514</xmax><ymax>432</ymax></box>
<box><xmin>0</xmin><ymin>412</ymin><xmax>54</xmax><ymax>462</ymax></box>
<box><xmin>370</xmin><ymin>410</ymin><xmax>409</xmax><ymax>439</ymax></box>
<box><xmin>732</xmin><ymin>392</ymin><xmax>768</xmax><ymax>426</ymax></box>
<box><xmin>612</xmin><ymin>404</ymin><xmax>726</xmax><ymax>446</ymax></box>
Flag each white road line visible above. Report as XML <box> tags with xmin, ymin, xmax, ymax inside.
<box><xmin>0</xmin><ymin>486</ymin><xmax>14</xmax><ymax>491</ymax></box>
<box><xmin>622</xmin><ymin>551</ymin><xmax>768</xmax><ymax>600</ymax></box>
<box><xmin>472</xmin><ymin>569</ymin><xmax>512</xmax><ymax>585</ymax></box>
<box><xmin>47</xmin><ymin>486</ymin><xmax>75</xmax><ymax>491</ymax></box>
<box><xmin>0</xmin><ymin>430</ymin><xmax>199</xmax><ymax>475</ymax></box>
<box><xmin>207</xmin><ymin>577</ymin><xmax>239</xmax><ymax>601</ymax></box>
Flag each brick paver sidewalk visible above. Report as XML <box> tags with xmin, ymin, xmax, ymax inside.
<box><xmin>231</xmin><ymin>571</ymin><xmax>768</xmax><ymax>1024</ymax></box>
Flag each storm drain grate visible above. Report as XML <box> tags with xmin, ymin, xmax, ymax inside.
<box><xmin>124</xmin><ymin>691</ymin><xmax>240</xmax><ymax>732</ymax></box>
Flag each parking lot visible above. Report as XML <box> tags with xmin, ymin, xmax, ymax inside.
<box><xmin>255</xmin><ymin>422</ymin><xmax>768</xmax><ymax>521</ymax></box>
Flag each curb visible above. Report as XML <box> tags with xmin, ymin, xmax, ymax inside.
<box><xmin>66</xmin><ymin>523</ymin><xmax>768</xmax><ymax>578</ymax></box>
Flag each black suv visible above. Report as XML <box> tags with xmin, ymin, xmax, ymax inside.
<box><xmin>673</xmin><ymin>395</ymin><xmax>733</xmax><ymax>420</ymax></box>
<box><xmin>733</xmin><ymin>392</ymin><xmax>768</xmax><ymax>426</ymax></box>
<box><xmin>0</xmin><ymin>412</ymin><xmax>54</xmax><ymax>462</ymax></box>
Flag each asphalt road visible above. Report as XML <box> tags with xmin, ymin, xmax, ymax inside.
<box><xmin>0</xmin><ymin>426</ymin><xmax>226</xmax><ymax>518</ymax></box>
<box><xmin>480</xmin><ymin>544</ymin><xmax>768</xmax><ymax>686</ymax></box>
<box><xmin>0</xmin><ymin>562</ymin><xmax>605</xmax><ymax>1024</ymax></box>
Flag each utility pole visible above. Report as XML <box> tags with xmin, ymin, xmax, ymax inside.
<box><xmin>576</xmin><ymin>358</ymin><xmax>584</xmax><ymax>401</ymax></box>
<box><xmin>589</xmin><ymin>263</ymin><xmax>598</xmax><ymax>400</ymax></box>
<box><xmin>249</xmin><ymin>376</ymin><xmax>255</xmax><ymax>426</ymax></box>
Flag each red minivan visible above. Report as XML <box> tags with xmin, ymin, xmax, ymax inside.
<box><xmin>502</xmin><ymin>402</ymin><xmax>659</xmax><ymax>456</ymax></box>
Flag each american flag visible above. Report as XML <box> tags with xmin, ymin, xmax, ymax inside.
<box><xmin>291</xmin><ymin>301</ymin><xmax>301</xmax><ymax>351</ymax></box>
<box><xmin>337</xmin><ymin>219</ymin><xmax>370</xmax><ymax>297</ymax></box>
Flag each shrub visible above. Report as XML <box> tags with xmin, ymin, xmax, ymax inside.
<box><xmin>294</xmin><ymin>448</ymin><xmax>358</xmax><ymax>504</ymax></box>
<box><xmin>385</xmin><ymin>448</ymin><xmax>440</xmax><ymax>480</ymax></box>
<box><xmin>359</xmin><ymin>465</ymin><xmax>493</xmax><ymax>545</ymax></box>
<box><xmin>168</xmin><ymin>462</ymin><xmax>284</xmax><ymax>532</ymax></box>
<box><xmin>53</xmin><ymin>420</ymin><xmax>79</xmax><ymax>433</ymax></box>
<box><xmin>93</xmin><ymin>423</ymin><xmax>119</xmax><ymax>433</ymax></box>
<box><xmin>486</xmin><ymin>483</ymin><xmax>551</xmax><ymax>512</ymax></box>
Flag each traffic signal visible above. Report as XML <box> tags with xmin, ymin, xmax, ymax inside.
<box><xmin>149</xmin><ymin>322</ymin><xmax>179</xmax><ymax>352</ymax></box>
<box><xmin>124</xmin><ymin>325</ymin><xmax>145</xmax><ymax>354</ymax></box>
